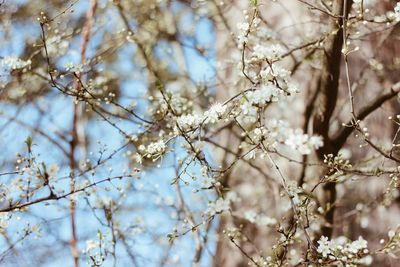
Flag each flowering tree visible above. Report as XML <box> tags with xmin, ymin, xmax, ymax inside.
<box><xmin>1</xmin><ymin>0</ymin><xmax>400</xmax><ymax>266</ymax></box>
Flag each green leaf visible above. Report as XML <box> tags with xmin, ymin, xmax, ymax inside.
<box><xmin>167</xmin><ymin>233</ymin><xmax>176</xmax><ymax>243</ymax></box>
<box><xmin>250</xmin><ymin>0</ymin><xmax>257</xmax><ymax>6</ymax></box>
<box><xmin>25</xmin><ymin>136</ymin><xmax>33</xmax><ymax>153</ymax></box>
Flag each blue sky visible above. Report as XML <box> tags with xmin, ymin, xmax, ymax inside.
<box><xmin>0</xmin><ymin>1</ymin><xmax>217</xmax><ymax>266</ymax></box>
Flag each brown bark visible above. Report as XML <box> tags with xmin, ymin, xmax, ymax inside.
<box><xmin>312</xmin><ymin>0</ymin><xmax>352</xmax><ymax>239</ymax></box>
<box><xmin>69</xmin><ymin>1</ymin><xmax>98</xmax><ymax>266</ymax></box>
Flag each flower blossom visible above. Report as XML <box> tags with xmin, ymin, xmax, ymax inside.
<box><xmin>0</xmin><ymin>56</ymin><xmax>31</xmax><ymax>70</ymax></box>
<box><xmin>177</xmin><ymin>113</ymin><xmax>203</xmax><ymax>130</ymax></box>
<box><xmin>317</xmin><ymin>236</ymin><xmax>334</xmax><ymax>258</ymax></box>
<box><xmin>285</xmin><ymin>129</ymin><xmax>323</xmax><ymax>155</ymax></box>
<box><xmin>204</xmin><ymin>103</ymin><xmax>227</xmax><ymax>123</ymax></box>
<box><xmin>139</xmin><ymin>140</ymin><xmax>167</xmax><ymax>160</ymax></box>
<box><xmin>251</xmin><ymin>44</ymin><xmax>285</xmax><ymax>61</ymax></box>
<box><xmin>206</xmin><ymin>197</ymin><xmax>230</xmax><ymax>216</ymax></box>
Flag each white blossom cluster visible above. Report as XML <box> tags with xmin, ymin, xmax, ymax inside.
<box><xmin>248</xmin><ymin>120</ymin><xmax>323</xmax><ymax>155</ymax></box>
<box><xmin>251</xmin><ymin>44</ymin><xmax>286</xmax><ymax>62</ymax></box>
<box><xmin>259</xmin><ymin>65</ymin><xmax>298</xmax><ymax>93</ymax></box>
<box><xmin>395</xmin><ymin>2</ymin><xmax>400</xmax><ymax>21</ymax></box>
<box><xmin>243</xmin><ymin>83</ymin><xmax>283</xmax><ymax>107</ymax></box>
<box><xmin>175</xmin><ymin>102</ymin><xmax>228</xmax><ymax>133</ymax></box>
<box><xmin>82</xmin><ymin>232</ymin><xmax>110</xmax><ymax>266</ymax></box>
<box><xmin>199</xmin><ymin>165</ymin><xmax>216</xmax><ymax>188</ymax></box>
<box><xmin>237</xmin><ymin>22</ymin><xmax>250</xmax><ymax>45</ymax></box>
<box><xmin>285</xmin><ymin>129</ymin><xmax>324</xmax><ymax>155</ymax></box>
<box><xmin>236</xmin><ymin>12</ymin><xmax>261</xmax><ymax>48</ymax></box>
<box><xmin>139</xmin><ymin>140</ymin><xmax>167</xmax><ymax>161</ymax></box>
<box><xmin>0</xmin><ymin>56</ymin><xmax>31</xmax><ymax>71</ymax></box>
<box><xmin>64</xmin><ymin>62</ymin><xmax>84</xmax><ymax>73</ymax></box>
<box><xmin>83</xmin><ymin>239</ymin><xmax>100</xmax><ymax>254</ymax></box>
<box><xmin>206</xmin><ymin>191</ymin><xmax>239</xmax><ymax>216</ymax></box>
<box><xmin>243</xmin><ymin>210</ymin><xmax>277</xmax><ymax>227</ymax></box>
<box><xmin>204</xmin><ymin>103</ymin><xmax>228</xmax><ymax>124</ymax></box>
<box><xmin>238</xmin><ymin>64</ymin><xmax>299</xmax><ymax>124</ymax></box>
<box><xmin>45</xmin><ymin>35</ymin><xmax>69</xmax><ymax>57</ymax></box>
<box><xmin>317</xmin><ymin>236</ymin><xmax>370</xmax><ymax>263</ymax></box>
<box><xmin>0</xmin><ymin>213</ymin><xmax>10</xmax><ymax>232</ymax></box>
<box><xmin>177</xmin><ymin>113</ymin><xmax>203</xmax><ymax>131</ymax></box>
<box><xmin>373</xmin><ymin>1</ymin><xmax>400</xmax><ymax>22</ymax></box>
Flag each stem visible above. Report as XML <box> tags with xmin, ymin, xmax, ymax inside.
<box><xmin>69</xmin><ymin>1</ymin><xmax>98</xmax><ymax>266</ymax></box>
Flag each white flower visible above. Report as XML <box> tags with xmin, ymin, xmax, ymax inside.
<box><xmin>204</xmin><ymin>103</ymin><xmax>227</xmax><ymax>123</ymax></box>
<box><xmin>317</xmin><ymin>236</ymin><xmax>334</xmax><ymax>258</ymax></box>
<box><xmin>225</xmin><ymin>191</ymin><xmax>240</xmax><ymax>202</ymax></box>
<box><xmin>317</xmin><ymin>235</ymin><xmax>368</xmax><ymax>259</ymax></box>
<box><xmin>257</xmin><ymin>83</ymin><xmax>282</xmax><ymax>103</ymax></box>
<box><xmin>244</xmin><ymin>210</ymin><xmax>257</xmax><ymax>223</ymax></box>
<box><xmin>252</xmin><ymin>44</ymin><xmax>285</xmax><ymax>61</ymax></box>
<box><xmin>285</xmin><ymin>129</ymin><xmax>323</xmax><ymax>155</ymax></box>
<box><xmin>83</xmin><ymin>239</ymin><xmax>99</xmax><ymax>253</ymax></box>
<box><xmin>45</xmin><ymin>35</ymin><xmax>69</xmax><ymax>57</ymax></box>
<box><xmin>147</xmin><ymin>140</ymin><xmax>166</xmax><ymax>154</ymax></box>
<box><xmin>0</xmin><ymin>56</ymin><xmax>31</xmax><ymax>70</ymax></box>
<box><xmin>388</xmin><ymin>230</ymin><xmax>396</xmax><ymax>238</ymax></box>
<box><xmin>244</xmin><ymin>149</ymin><xmax>256</xmax><ymax>160</ymax></box>
<box><xmin>260</xmin><ymin>65</ymin><xmax>290</xmax><ymax>80</ymax></box>
<box><xmin>347</xmin><ymin>236</ymin><xmax>368</xmax><ymax>254</ymax></box>
<box><xmin>309</xmin><ymin>136</ymin><xmax>324</xmax><ymax>148</ymax></box>
<box><xmin>244</xmin><ymin>83</ymin><xmax>282</xmax><ymax>107</ymax></box>
<box><xmin>96</xmin><ymin>196</ymin><xmax>112</xmax><ymax>208</ymax></box>
<box><xmin>237</xmin><ymin>22</ymin><xmax>250</xmax><ymax>32</ymax></box>
<box><xmin>257</xmin><ymin>215</ymin><xmax>277</xmax><ymax>227</ymax></box>
<box><xmin>142</xmin><ymin>140</ymin><xmax>167</xmax><ymax>160</ymax></box>
<box><xmin>206</xmin><ymin>197</ymin><xmax>230</xmax><ymax>215</ymax></box>
<box><xmin>358</xmin><ymin>255</ymin><xmax>373</xmax><ymax>265</ymax></box>
<box><xmin>236</xmin><ymin>22</ymin><xmax>250</xmax><ymax>46</ymax></box>
<box><xmin>177</xmin><ymin>113</ymin><xmax>203</xmax><ymax>130</ymax></box>
<box><xmin>259</xmin><ymin>64</ymin><xmax>299</xmax><ymax>96</ymax></box>
<box><xmin>287</xmin><ymin>182</ymin><xmax>302</xmax><ymax>205</ymax></box>
<box><xmin>65</xmin><ymin>62</ymin><xmax>84</xmax><ymax>73</ymax></box>
<box><xmin>394</xmin><ymin>2</ymin><xmax>400</xmax><ymax>21</ymax></box>
<box><xmin>237</xmin><ymin>34</ymin><xmax>248</xmax><ymax>45</ymax></box>
<box><xmin>201</xmin><ymin>176</ymin><xmax>215</xmax><ymax>188</ymax></box>
<box><xmin>132</xmin><ymin>153</ymin><xmax>143</xmax><ymax>164</ymax></box>
<box><xmin>387</xmin><ymin>2</ymin><xmax>400</xmax><ymax>22</ymax></box>
<box><xmin>244</xmin><ymin>210</ymin><xmax>277</xmax><ymax>227</ymax></box>
<box><xmin>205</xmin><ymin>192</ymin><xmax>238</xmax><ymax>216</ymax></box>
<box><xmin>0</xmin><ymin>213</ymin><xmax>10</xmax><ymax>231</ymax></box>
<box><xmin>252</xmin><ymin>127</ymin><xmax>267</xmax><ymax>142</ymax></box>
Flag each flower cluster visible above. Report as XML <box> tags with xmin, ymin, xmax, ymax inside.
<box><xmin>284</xmin><ymin>129</ymin><xmax>323</xmax><ymax>155</ymax></box>
<box><xmin>238</xmin><ymin>64</ymin><xmax>299</xmax><ymax>124</ymax></box>
<box><xmin>206</xmin><ymin>192</ymin><xmax>239</xmax><ymax>216</ymax></box>
<box><xmin>139</xmin><ymin>140</ymin><xmax>167</xmax><ymax>161</ymax></box>
<box><xmin>245</xmin><ymin>83</ymin><xmax>283</xmax><ymax>105</ymax></box>
<box><xmin>259</xmin><ymin>64</ymin><xmax>298</xmax><ymax>94</ymax></box>
<box><xmin>45</xmin><ymin>35</ymin><xmax>69</xmax><ymax>57</ymax></box>
<box><xmin>394</xmin><ymin>2</ymin><xmax>400</xmax><ymax>21</ymax></box>
<box><xmin>82</xmin><ymin>231</ymin><xmax>110</xmax><ymax>266</ymax></box>
<box><xmin>175</xmin><ymin>102</ymin><xmax>228</xmax><ymax>133</ymax></box>
<box><xmin>317</xmin><ymin>236</ymin><xmax>369</xmax><ymax>262</ymax></box>
<box><xmin>177</xmin><ymin>113</ymin><xmax>203</xmax><ymax>131</ymax></box>
<box><xmin>0</xmin><ymin>56</ymin><xmax>31</xmax><ymax>71</ymax></box>
<box><xmin>199</xmin><ymin>166</ymin><xmax>216</xmax><ymax>188</ymax></box>
<box><xmin>244</xmin><ymin>210</ymin><xmax>277</xmax><ymax>227</ymax></box>
<box><xmin>204</xmin><ymin>103</ymin><xmax>228</xmax><ymax>124</ymax></box>
<box><xmin>248</xmin><ymin>120</ymin><xmax>323</xmax><ymax>155</ymax></box>
<box><xmin>251</xmin><ymin>44</ymin><xmax>286</xmax><ymax>61</ymax></box>
<box><xmin>237</xmin><ymin>22</ymin><xmax>250</xmax><ymax>45</ymax></box>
